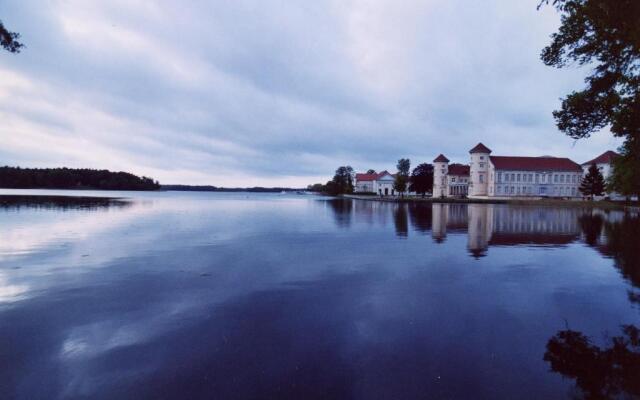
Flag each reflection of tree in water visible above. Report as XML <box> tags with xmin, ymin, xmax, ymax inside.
<box><xmin>578</xmin><ymin>212</ymin><xmax>605</xmax><ymax>247</ymax></box>
<box><xmin>407</xmin><ymin>203</ymin><xmax>432</xmax><ymax>234</ymax></box>
<box><xmin>393</xmin><ymin>204</ymin><xmax>408</xmax><ymax>238</ymax></box>
<box><xmin>547</xmin><ymin>212</ymin><xmax>640</xmax><ymax>398</ymax></box>
<box><xmin>327</xmin><ymin>199</ymin><xmax>353</xmax><ymax>228</ymax></box>
<box><xmin>544</xmin><ymin>325</ymin><xmax>640</xmax><ymax>399</ymax></box>
<box><xmin>580</xmin><ymin>213</ymin><xmax>640</xmax><ymax>304</ymax></box>
<box><xmin>0</xmin><ymin>195</ymin><xmax>131</xmax><ymax>211</ymax></box>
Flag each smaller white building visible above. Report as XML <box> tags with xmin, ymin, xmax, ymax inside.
<box><xmin>581</xmin><ymin>150</ymin><xmax>622</xmax><ymax>200</ymax></box>
<box><xmin>354</xmin><ymin>171</ymin><xmax>397</xmax><ymax>196</ymax></box>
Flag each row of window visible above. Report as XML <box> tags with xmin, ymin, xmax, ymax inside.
<box><xmin>495</xmin><ymin>185</ymin><xmax>577</xmax><ymax>196</ymax></box>
<box><xmin>497</xmin><ymin>172</ymin><xmax>578</xmax><ymax>184</ymax></box>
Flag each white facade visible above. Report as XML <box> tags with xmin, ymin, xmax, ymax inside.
<box><xmin>433</xmin><ymin>155</ymin><xmax>449</xmax><ymax>198</ymax></box>
<box><xmin>354</xmin><ymin>171</ymin><xmax>398</xmax><ymax>196</ymax></box>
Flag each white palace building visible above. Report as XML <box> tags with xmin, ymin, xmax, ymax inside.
<box><xmin>434</xmin><ymin>143</ymin><xmax>584</xmax><ymax>199</ymax></box>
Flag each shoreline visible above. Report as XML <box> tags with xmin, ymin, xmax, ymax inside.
<box><xmin>342</xmin><ymin>194</ymin><xmax>640</xmax><ymax>211</ymax></box>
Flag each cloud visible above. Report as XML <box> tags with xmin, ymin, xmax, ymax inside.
<box><xmin>0</xmin><ymin>0</ymin><xmax>623</xmax><ymax>186</ymax></box>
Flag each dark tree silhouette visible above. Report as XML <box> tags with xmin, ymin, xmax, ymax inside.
<box><xmin>0</xmin><ymin>166</ymin><xmax>160</xmax><ymax>190</ymax></box>
<box><xmin>544</xmin><ymin>325</ymin><xmax>640</xmax><ymax>399</ymax></box>
<box><xmin>539</xmin><ymin>1</ymin><xmax>640</xmax><ymax>194</ymax></box>
<box><xmin>580</xmin><ymin>163</ymin><xmax>606</xmax><ymax>199</ymax></box>
<box><xmin>324</xmin><ymin>166</ymin><xmax>354</xmax><ymax>196</ymax></box>
<box><xmin>409</xmin><ymin>163</ymin><xmax>433</xmax><ymax>198</ymax></box>
<box><xmin>366</xmin><ymin>169</ymin><xmax>376</xmax><ymax>174</ymax></box>
<box><xmin>393</xmin><ymin>158</ymin><xmax>410</xmax><ymax>197</ymax></box>
<box><xmin>609</xmin><ymin>140</ymin><xmax>640</xmax><ymax>199</ymax></box>
<box><xmin>0</xmin><ymin>20</ymin><xmax>24</xmax><ymax>53</ymax></box>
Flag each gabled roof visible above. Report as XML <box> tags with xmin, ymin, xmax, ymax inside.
<box><xmin>355</xmin><ymin>173</ymin><xmax>378</xmax><ymax>182</ymax></box>
<box><xmin>469</xmin><ymin>143</ymin><xmax>492</xmax><ymax>154</ymax></box>
<box><xmin>355</xmin><ymin>170</ymin><xmax>394</xmax><ymax>182</ymax></box>
<box><xmin>448</xmin><ymin>164</ymin><xmax>470</xmax><ymax>176</ymax></box>
<box><xmin>433</xmin><ymin>154</ymin><xmax>449</xmax><ymax>163</ymax></box>
<box><xmin>489</xmin><ymin>156</ymin><xmax>582</xmax><ymax>172</ymax></box>
<box><xmin>582</xmin><ymin>150</ymin><xmax>619</xmax><ymax>166</ymax></box>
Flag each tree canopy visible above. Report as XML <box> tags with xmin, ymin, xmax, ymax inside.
<box><xmin>609</xmin><ymin>140</ymin><xmax>640</xmax><ymax>198</ymax></box>
<box><xmin>540</xmin><ymin>1</ymin><xmax>640</xmax><ymax>196</ymax></box>
<box><xmin>579</xmin><ymin>163</ymin><xmax>605</xmax><ymax>198</ymax></box>
<box><xmin>0</xmin><ymin>166</ymin><xmax>160</xmax><ymax>190</ymax></box>
<box><xmin>393</xmin><ymin>158</ymin><xmax>410</xmax><ymax>196</ymax></box>
<box><xmin>409</xmin><ymin>163</ymin><xmax>433</xmax><ymax>197</ymax></box>
<box><xmin>0</xmin><ymin>20</ymin><xmax>24</xmax><ymax>53</ymax></box>
<box><xmin>323</xmin><ymin>166</ymin><xmax>354</xmax><ymax>196</ymax></box>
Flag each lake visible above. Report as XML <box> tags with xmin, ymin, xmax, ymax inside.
<box><xmin>0</xmin><ymin>190</ymin><xmax>638</xmax><ymax>399</ymax></box>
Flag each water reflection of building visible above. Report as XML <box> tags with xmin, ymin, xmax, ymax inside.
<box><xmin>431</xmin><ymin>203</ymin><xmax>468</xmax><ymax>243</ymax></box>
<box><xmin>466</xmin><ymin>205</ymin><xmax>583</xmax><ymax>257</ymax></box>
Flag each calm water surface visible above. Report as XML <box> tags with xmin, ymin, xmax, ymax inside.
<box><xmin>0</xmin><ymin>190</ymin><xmax>639</xmax><ymax>399</ymax></box>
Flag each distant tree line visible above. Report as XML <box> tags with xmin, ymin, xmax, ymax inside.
<box><xmin>0</xmin><ymin>166</ymin><xmax>160</xmax><ymax>190</ymax></box>
<box><xmin>162</xmin><ymin>185</ymin><xmax>303</xmax><ymax>193</ymax></box>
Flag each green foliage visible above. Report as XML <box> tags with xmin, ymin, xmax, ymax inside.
<box><xmin>307</xmin><ymin>183</ymin><xmax>326</xmax><ymax>192</ymax></box>
<box><xmin>393</xmin><ymin>175</ymin><xmax>408</xmax><ymax>195</ymax></box>
<box><xmin>541</xmin><ymin>1</ymin><xmax>640</xmax><ymax>194</ymax></box>
<box><xmin>609</xmin><ymin>139</ymin><xmax>640</xmax><ymax>198</ymax></box>
<box><xmin>0</xmin><ymin>166</ymin><xmax>160</xmax><ymax>190</ymax></box>
<box><xmin>0</xmin><ymin>20</ymin><xmax>24</xmax><ymax>53</ymax></box>
<box><xmin>396</xmin><ymin>159</ymin><xmax>411</xmax><ymax>177</ymax></box>
<box><xmin>579</xmin><ymin>163</ymin><xmax>605</xmax><ymax>198</ymax></box>
<box><xmin>540</xmin><ymin>0</ymin><xmax>640</xmax><ymax>140</ymax></box>
<box><xmin>394</xmin><ymin>158</ymin><xmax>410</xmax><ymax>196</ymax></box>
<box><xmin>409</xmin><ymin>163</ymin><xmax>433</xmax><ymax>197</ymax></box>
<box><xmin>323</xmin><ymin>166</ymin><xmax>354</xmax><ymax>196</ymax></box>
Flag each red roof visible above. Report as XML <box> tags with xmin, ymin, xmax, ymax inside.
<box><xmin>355</xmin><ymin>173</ymin><xmax>378</xmax><ymax>182</ymax></box>
<box><xmin>582</xmin><ymin>150</ymin><xmax>619</xmax><ymax>166</ymax></box>
<box><xmin>469</xmin><ymin>143</ymin><xmax>492</xmax><ymax>154</ymax></box>
<box><xmin>355</xmin><ymin>170</ymin><xmax>394</xmax><ymax>182</ymax></box>
<box><xmin>448</xmin><ymin>164</ymin><xmax>470</xmax><ymax>176</ymax></box>
<box><xmin>489</xmin><ymin>156</ymin><xmax>582</xmax><ymax>171</ymax></box>
<box><xmin>433</xmin><ymin>154</ymin><xmax>449</xmax><ymax>163</ymax></box>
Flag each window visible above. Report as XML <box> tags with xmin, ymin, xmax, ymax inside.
<box><xmin>571</xmin><ymin>187</ymin><xmax>576</xmax><ymax>196</ymax></box>
<box><xmin>505</xmin><ymin>174</ymin><xmax>509</xmax><ymax>182</ymax></box>
<box><xmin>572</xmin><ymin>175</ymin><xmax>576</xmax><ymax>183</ymax></box>
<box><xmin>535</xmin><ymin>174</ymin><xmax>539</xmax><ymax>183</ymax></box>
<box><xmin>560</xmin><ymin>175</ymin><xmax>565</xmax><ymax>183</ymax></box>
<box><xmin>480</xmin><ymin>156</ymin><xmax>484</xmax><ymax>160</ymax></box>
<box><xmin>529</xmin><ymin>174</ymin><xmax>533</xmax><ymax>182</ymax></box>
<box><xmin>517</xmin><ymin>174</ymin><xmax>521</xmax><ymax>182</ymax></box>
<box><xmin>498</xmin><ymin>172</ymin><xmax>502</xmax><ymax>182</ymax></box>
<box><xmin>510</xmin><ymin>186</ymin><xmax>514</xmax><ymax>194</ymax></box>
<box><xmin>554</xmin><ymin>174</ymin><xmax>558</xmax><ymax>183</ymax></box>
<box><xmin>451</xmin><ymin>177</ymin><xmax>456</xmax><ymax>182</ymax></box>
<box><xmin>497</xmin><ymin>186</ymin><xmax>501</xmax><ymax>194</ymax></box>
<box><xmin>479</xmin><ymin>162</ymin><xmax>485</xmax><ymax>168</ymax></box>
<box><xmin>479</xmin><ymin>174</ymin><xmax>484</xmax><ymax>183</ymax></box>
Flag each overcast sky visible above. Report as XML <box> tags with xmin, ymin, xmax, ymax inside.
<box><xmin>0</xmin><ymin>1</ymin><xmax>623</xmax><ymax>186</ymax></box>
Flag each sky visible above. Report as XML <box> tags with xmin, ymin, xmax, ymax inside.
<box><xmin>0</xmin><ymin>1</ymin><xmax>623</xmax><ymax>187</ymax></box>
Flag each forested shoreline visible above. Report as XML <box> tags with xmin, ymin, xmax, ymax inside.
<box><xmin>0</xmin><ymin>166</ymin><xmax>160</xmax><ymax>190</ymax></box>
